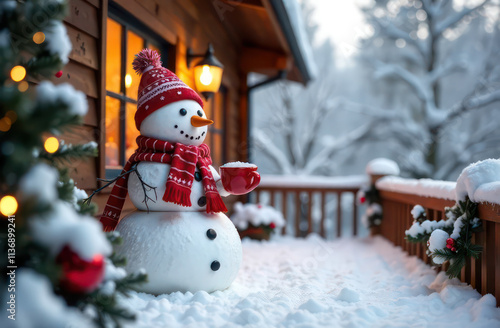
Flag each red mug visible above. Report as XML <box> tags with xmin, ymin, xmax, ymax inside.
<box><xmin>220</xmin><ymin>165</ymin><xmax>261</xmax><ymax>195</ymax></box>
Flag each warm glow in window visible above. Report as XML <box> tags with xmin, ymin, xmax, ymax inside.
<box><xmin>105</xmin><ymin>17</ymin><xmax>164</xmax><ymax>171</ymax></box>
<box><xmin>106</xmin><ymin>19</ymin><xmax>121</xmax><ymax>94</ymax></box>
<box><xmin>105</xmin><ymin>96</ymin><xmax>120</xmax><ymax>167</ymax></box>
<box><xmin>126</xmin><ymin>30</ymin><xmax>143</xmax><ymax>100</ymax></box>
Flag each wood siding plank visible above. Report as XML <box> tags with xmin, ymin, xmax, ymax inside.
<box><xmin>65</xmin><ymin>0</ymin><xmax>99</xmax><ymax>38</ymax></box>
<box><xmin>67</xmin><ymin>25</ymin><xmax>99</xmax><ymax>70</ymax></box>
<box><xmin>53</xmin><ymin>60</ymin><xmax>98</xmax><ymax>98</ymax></box>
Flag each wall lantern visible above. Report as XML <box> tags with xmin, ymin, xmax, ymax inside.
<box><xmin>187</xmin><ymin>43</ymin><xmax>223</xmax><ymax>100</ymax></box>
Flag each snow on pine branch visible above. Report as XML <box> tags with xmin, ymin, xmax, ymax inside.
<box><xmin>37</xmin><ymin>81</ymin><xmax>88</xmax><ymax>117</ymax></box>
<box><xmin>43</xmin><ymin>21</ymin><xmax>72</xmax><ymax>64</ymax></box>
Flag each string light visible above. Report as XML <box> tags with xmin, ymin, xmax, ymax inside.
<box><xmin>33</xmin><ymin>31</ymin><xmax>46</xmax><ymax>44</ymax></box>
<box><xmin>0</xmin><ymin>118</ymin><xmax>11</xmax><ymax>132</ymax></box>
<box><xmin>18</xmin><ymin>81</ymin><xmax>29</xmax><ymax>92</ymax></box>
<box><xmin>0</xmin><ymin>196</ymin><xmax>18</xmax><ymax>216</ymax></box>
<box><xmin>10</xmin><ymin>66</ymin><xmax>26</xmax><ymax>82</ymax></box>
<box><xmin>125</xmin><ymin>74</ymin><xmax>132</xmax><ymax>88</ymax></box>
<box><xmin>44</xmin><ymin>137</ymin><xmax>59</xmax><ymax>153</ymax></box>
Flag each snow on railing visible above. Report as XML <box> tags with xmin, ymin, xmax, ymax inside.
<box><xmin>376</xmin><ymin>176</ymin><xmax>456</xmax><ymax>201</ymax></box>
<box><xmin>259</xmin><ymin>174</ymin><xmax>367</xmax><ymax>189</ymax></box>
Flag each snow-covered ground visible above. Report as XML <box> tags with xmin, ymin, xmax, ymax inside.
<box><xmin>118</xmin><ymin>236</ymin><xmax>500</xmax><ymax>328</ymax></box>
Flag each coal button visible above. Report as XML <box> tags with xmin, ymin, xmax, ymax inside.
<box><xmin>194</xmin><ymin>172</ymin><xmax>202</xmax><ymax>182</ymax></box>
<box><xmin>198</xmin><ymin>196</ymin><xmax>207</xmax><ymax>207</ymax></box>
<box><xmin>206</xmin><ymin>229</ymin><xmax>217</xmax><ymax>240</ymax></box>
<box><xmin>211</xmin><ymin>260</ymin><xmax>220</xmax><ymax>271</ymax></box>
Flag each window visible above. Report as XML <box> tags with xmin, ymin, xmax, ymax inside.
<box><xmin>105</xmin><ymin>9</ymin><xmax>170</xmax><ymax>177</ymax></box>
<box><xmin>203</xmin><ymin>87</ymin><xmax>227</xmax><ymax>168</ymax></box>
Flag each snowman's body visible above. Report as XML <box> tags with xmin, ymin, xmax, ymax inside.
<box><xmin>114</xmin><ymin>97</ymin><xmax>242</xmax><ymax>294</ymax></box>
<box><xmin>115</xmin><ymin>211</ymin><xmax>242</xmax><ymax>294</ymax></box>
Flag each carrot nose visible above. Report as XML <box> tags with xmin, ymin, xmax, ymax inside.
<box><xmin>191</xmin><ymin>115</ymin><xmax>213</xmax><ymax>127</ymax></box>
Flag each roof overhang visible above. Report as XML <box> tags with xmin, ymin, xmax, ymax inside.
<box><xmin>215</xmin><ymin>0</ymin><xmax>315</xmax><ymax>85</ymax></box>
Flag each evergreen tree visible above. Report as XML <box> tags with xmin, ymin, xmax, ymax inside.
<box><xmin>0</xmin><ymin>1</ymin><xmax>145</xmax><ymax>327</ymax></box>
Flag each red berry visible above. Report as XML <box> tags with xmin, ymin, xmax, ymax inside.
<box><xmin>269</xmin><ymin>222</ymin><xmax>276</xmax><ymax>229</ymax></box>
<box><xmin>451</xmin><ymin>247</ymin><xmax>456</xmax><ymax>252</ymax></box>
<box><xmin>360</xmin><ymin>196</ymin><xmax>366</xmax><ymax>204</ymax></box>
<box><xmin>446</xmin><ymin>244</ymin><xmax>452</xmax><ymax>249</ymax></box>
<box><xmin>55</xmin><ymin>70</ymin><xmax>63</xmax><ymax>78</ymax></box>
<box><xmin>257</xmin><ymin>204</ymin><xmax>262</xmax><ymax>209</ymax></box>
<box><xmin>446</xmin><ymin>238</ymin><xmax>454</xmax><ymax>245</ymax></box>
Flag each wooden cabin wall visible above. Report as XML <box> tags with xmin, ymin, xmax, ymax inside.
<box><xmin>58</xmin><ymin>0</ymin><xmax>102</xmax><ymax>193</ymax></box>
<box><xmin>60</xmin><ymin>0</ymin><xmax>248</xmax><ymax>218</ymax></box>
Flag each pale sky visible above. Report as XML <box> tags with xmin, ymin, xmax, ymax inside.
<box><xmin>302</xmin><ymin>0</ymin><xmax>373</xmax><ymax>63</ymax></box>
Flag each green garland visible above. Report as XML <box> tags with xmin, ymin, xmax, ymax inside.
<box><xmin>405</xmin><ymin>198</ymin><xmax>482</xmax><ymax>278</ymax></box>
<box><xmin>360</xmin><ymin>184</ymin><xmax>382</xmax><ymax>228</ymax></box>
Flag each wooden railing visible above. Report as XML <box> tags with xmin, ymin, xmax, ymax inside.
<box><xmin>252</xmin><ymin>175</ymin><xmax>366</xmax><ymax>238</ymax></box>
<box><xmin>376</xmin><ymin>181</ymin><xmax>500</xmax><ymax>305</ymax></box>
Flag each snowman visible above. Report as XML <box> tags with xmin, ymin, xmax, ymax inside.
<box><xmin>99</xmin><ymin>49</ymin><xmax>258</xmax><ymax>294</ymax></box>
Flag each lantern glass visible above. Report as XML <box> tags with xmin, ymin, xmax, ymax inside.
<box><xmin>194</xmin><ymin>64</ymin><xmax>223</xmax><ymax>95</ymax></box>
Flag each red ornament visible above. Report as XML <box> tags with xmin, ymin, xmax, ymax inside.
<box><xmin>269</xmin><ymin>222</ymin><xmax>276</xmax><ymax>229</ymax></box>
<box><xmin>55</xmin><ymin>70</ymin><xmax>63</xmax><ymax>78</ymax></box>
<box><xmin>56</xmin><ymin>246</ymin><xmax>104</xmax><ymax>293</ymax></box>
<box><xmin>360</xmin><ymin>196</ymin><xmax>366</xmax><ymax>204</ymax></box>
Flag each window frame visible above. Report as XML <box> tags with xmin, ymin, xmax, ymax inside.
<box><xmin>205</xmin><ymin>85</ymin><xmax>228</xmax><ymax>167</ymax></box>
<box><xmin>105</xmin><ymin>3</ymin><xmax>172</xmax><ymax>179</ymax></box>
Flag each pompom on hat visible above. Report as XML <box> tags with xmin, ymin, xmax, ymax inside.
<box><xmin>132</xmin><ymin>49</ymin><xmax>204</xmax><ymax>130</ymax></box>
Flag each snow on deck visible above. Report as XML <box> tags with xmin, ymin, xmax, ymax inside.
<box><xmin>259</xmin><ymin>174</ymin><xmax>367</xmax><ymax>189</ymax></box>
<box><xmin>119</xmin><ymin>236</ymin><xmax>499</xmax><ymax>327</ymax></box>
<box><xmin>376</xmin><ymin>176</ymin><xmax>456</xmax><ymax>200</ymax></box>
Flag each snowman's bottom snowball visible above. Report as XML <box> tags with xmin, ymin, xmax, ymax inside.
<box><xmin>115</xmin><ymin>211</ymin><xmax>242</xmax><ymax>295</ymax></box>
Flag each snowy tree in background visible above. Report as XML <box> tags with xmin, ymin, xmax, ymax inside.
<box><xmin>251</xmin><ymin>2</ymin><xmax>385</xmax><ymax>176</ymax></box>
<box><xmin>358</xmin><ymin>0</ymin><xmax>500</xmax><ymax>179</ymax></box>
<box><xmin>0</xmin><ymin>1</ymin><xmax>145</xmax><ymax>327</ymax></box>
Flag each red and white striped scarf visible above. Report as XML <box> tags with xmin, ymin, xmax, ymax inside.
<box><xmin>100</xmin><ymin>136</ymin><xmax>227</xmax><ymax>231</ymax></box>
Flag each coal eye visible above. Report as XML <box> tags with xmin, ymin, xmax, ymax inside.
<box><xmin>197</xmin><ymin>110</ymin><xmax>203</xmax><ymax>117</ymax></box>
<box><xmin>179</xmin><ymin>108</ymin><xmax>187</xmax><ymax>116</ymax></box>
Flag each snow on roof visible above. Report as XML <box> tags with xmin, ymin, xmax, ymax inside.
<box><xmin>259</xmin><ymin>174</ymin><xmax>367</xmax><ymax>189</ymax></box>
<box><xmin>376</xmin><ymin>176</ymin><xmax>456</xmax><ymax>200</ymax></box>
<box><xmin>276</xmin><ymin>0</ymin><xmax>318</xmax><ymax>81</ymax></box>
<box><xmin>456</xmin><ymin>159</ymin><xmax>500</xmax><ymax>204</ymax></box>
<box><xmin>366</xmin><ymin>158</ymin><xmax>400</xmax><ymax>176</ymax></box>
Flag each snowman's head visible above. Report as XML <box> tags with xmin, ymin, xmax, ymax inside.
<box><xmin>140</xmin><ymin>99</ymin><xmax>212</xmax><ymax>146</ymax></box>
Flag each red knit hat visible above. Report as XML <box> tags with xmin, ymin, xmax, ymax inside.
<box><xmin>132</xmin><ymin>49</ymin><xmax>204</xmax><ymax>130</ymax></box>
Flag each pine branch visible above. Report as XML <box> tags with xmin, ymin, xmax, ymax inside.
<box><xmin>114</xmin><ymin>272</ymin><xmax>148</xmax><ymax>296</ymax></box>
<box><xmin>41</xmin><ymin>142</ymin><xmax>98</xmax><ymax>165</ymax></box>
